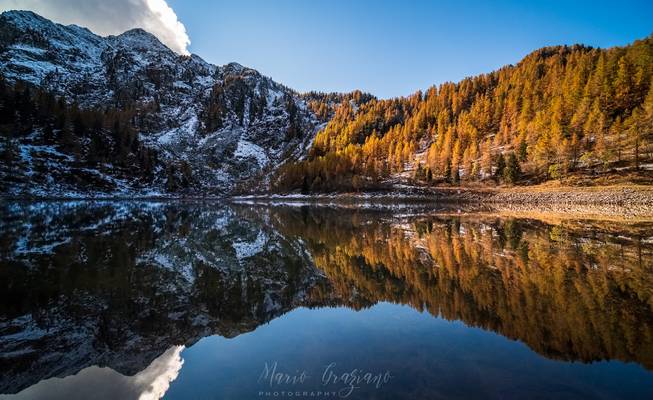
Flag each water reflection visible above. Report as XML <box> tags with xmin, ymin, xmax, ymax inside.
<box><xmin>0</xmin><ymin>201</ymin><xmax>652</xmax><ymax>399</ymax></box>
<box><xmin>271</xmin><ymin>207</ymin><xmax>653</xmax><ymax>369</ymax></box>
<box><xmin>5</xmin><ymin>346</ymin><xmax>183</xmax><ymax>400</ymax></box>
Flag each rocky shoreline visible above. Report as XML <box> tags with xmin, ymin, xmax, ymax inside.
<box><xmin>473</xmin><ymin>187</ymin><xmax>653</xmax><ymax>205</ymax></box>
<box><xmin>4</xmin><ymin>186</ymin><xmax>653</xmax><ymax>218</ymax></box>
<box><xmin>471</xmin><ymin>187</ymin><xmax>653</xmax><ymax>218</ymax></box>
<box><xmin>243</xmin><ymin>185</ymin><xmax>653</xmax><ymax>204</ymax></box>
<box><xmin>233</xmin><ymin>185</ymin><xmax>653</xmax><ymax>219</ymax></box>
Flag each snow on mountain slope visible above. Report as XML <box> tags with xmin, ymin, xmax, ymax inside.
<box><xmin>0</xmin><ymin>10</ymin><xmax>319</xmax><ymax>196</ymax></box>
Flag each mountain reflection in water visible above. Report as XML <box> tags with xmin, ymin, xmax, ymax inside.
<box><xmin>0</xmin><ymin>201</ymin><xmax>652</xmax><ymax>399</ymax></box>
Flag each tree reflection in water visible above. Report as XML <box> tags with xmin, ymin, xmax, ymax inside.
<box><xmin>1</xmin><ymin>201</ymin><xmax>652</xmax><ymax>396</ymax></box>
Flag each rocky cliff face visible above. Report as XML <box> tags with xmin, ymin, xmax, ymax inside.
<box><xmin>0</xmin><ymin>10</ymin><xmax>319</xmax><ymax>196</ymax></box>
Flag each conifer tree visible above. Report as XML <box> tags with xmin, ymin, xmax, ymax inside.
<box><xmin>444</xmin><ymin>159</ymin><xmax>452</xmax><ymax>183</ymax></box>
<box><xmin>276</xmin><ymin>36</ymin><xmax>653</xmax><ymax>192</ymax></box>
<box><xmin>495</xmin><ymin>153</ymin><xmax>506</xmax><ymax>180</ymax></box>
<box><xmin>503</xmin><ymin>153</ymin><xmax>521</xmax><ymax>184</ymax></box>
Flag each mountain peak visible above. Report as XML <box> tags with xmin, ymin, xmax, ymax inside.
<box><xmin>223</xmin><ymin>62</ymin><xmax>261</xmax><ymax>78</ymax></box>
<box><xmin>1</xmin><ymin>9</ymin><xmax>54</xmax><ymax>30</ymax></box>
<box><xmin>225</xmin><ymin>62</ymin><xmax>245</xmax><ymax>72</ymax></box>
<box><xmin>1</xmin><ymin>9</ymin><xmax>45</xmax><ymax>21</ymax></box>
<box><xmin>0</xmin><ymin>10</ymin><xmax>319</xmax><ymax>196</ymax></box>
<box><xmin>1</xmin><ymin>9</ymin><xmax>104</xmax><ymax>50</ymax></box>
<box><xmin>118</xmin><ymin>27</ymin><xmax>156</xmax><ymax>39</ymax></box>
<box><xmin>113</xmin><ymin>27</ymin><xmax>172</xmax><ymax>53</ymax></box>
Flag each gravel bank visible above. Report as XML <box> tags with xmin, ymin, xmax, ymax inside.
<box><xmin>240</xmin><ymin>186</ymin><xmax>653</xmax><ymax>218</ymax></box>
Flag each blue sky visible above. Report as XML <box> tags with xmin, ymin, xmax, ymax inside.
<box><xmin>170</xmin><ymin>0</ymin><xmax>652</xmax><ymax>98</ymax></box>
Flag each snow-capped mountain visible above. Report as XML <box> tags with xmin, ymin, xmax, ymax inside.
<box><xmin>0</xmin><ymin>10</ymin><xmax>319</xmax><ymax>196</ymax></box>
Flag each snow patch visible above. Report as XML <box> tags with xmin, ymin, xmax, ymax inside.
<box><xmin>233</xmin><ymin>230</ymin><xmax>267</xmax><ymax>260</ymax></box>
<box><xmin>157</xmin><ymin>114</ymin><xmax>199</xmax><ymax>145</ymax></box>
<box><xmin>234</xmin><ymin>139</ymin><xmax>269</xmax><ymax>167</ymax></box>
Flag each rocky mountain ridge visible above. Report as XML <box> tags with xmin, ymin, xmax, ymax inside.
<box><xmin>0</xmin><ymin>10</ymin><xmax>320</xmax><ymax>196</ymax></box>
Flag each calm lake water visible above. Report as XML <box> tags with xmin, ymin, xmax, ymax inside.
<box><xmin>1</xmin><ymin>201</ymin><xmax>653</xmax><ymax>399</ymax></box>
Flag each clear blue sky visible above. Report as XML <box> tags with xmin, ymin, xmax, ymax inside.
<box><xmin>168</xmin><ymin>0</ymin><xmax>653</xmax><ymax>98</ymax></box>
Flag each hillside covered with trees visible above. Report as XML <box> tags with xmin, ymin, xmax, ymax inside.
<box><xmin>274</xmin><ymin>35</ymin><xmax>653</xmax><ymax>193</ymax></box>
<box><xmin>0</xmin><ymin>77</ymin><xmax>174</xmax><ymax>193</ymax></box>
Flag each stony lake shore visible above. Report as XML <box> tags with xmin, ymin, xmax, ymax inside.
<box><xmin>239</xmin><ymin>185</ymin><xmax>653</xmax><ymax>204</ymax></box>
<box><xmin>5</xmin><ymin>185</ymin><xmax>653</xmax><ymax>218</ymax></box>
<box><xmin>233</xmin><ymin>185</ymin><xmax>653</xmax><ymax>219</ymax></box>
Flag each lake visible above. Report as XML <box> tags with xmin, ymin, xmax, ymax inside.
<box><xmin>1</xmin><ymin>201</ymin><xmax>652</xmax><ymax>399</ymax></box>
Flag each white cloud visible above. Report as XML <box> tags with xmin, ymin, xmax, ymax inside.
<box><xmin>0</xmin><ymin>0</ymin><xmax>191</xmax><ymax>54</ymax></box>
<box><xmin>9</xmin><ymin>345</ymin><xmax>185</xmax><ymax>400</ymax></box>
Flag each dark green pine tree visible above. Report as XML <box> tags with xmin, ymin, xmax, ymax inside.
<box><xmin>518</xmin><ymin>140</ymin><xmax>528</xmax><ymax>162</ymax></box>
<box><xmin>503</xmin><ymin>152</ymin><xmax>521</xmax><ymax>184</ymax></box>
<box><xmin>495</xmin><ymin>153</ymin><xmax>506</xmax><ymax>181</ymax></box>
